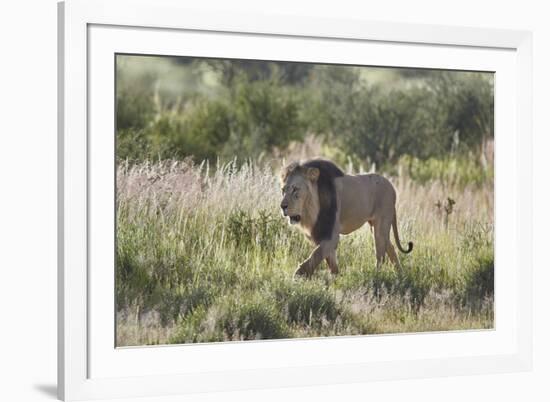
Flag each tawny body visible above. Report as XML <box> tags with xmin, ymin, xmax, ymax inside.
<box><xmin>280</xmin><ymin>159</ymin><xmax>412</xmax><ymax>277</ymax></box>
<box><xmin>336</xmin><ymin>174</ymin><xmax>396</xmax><ymax>235</ymax></box>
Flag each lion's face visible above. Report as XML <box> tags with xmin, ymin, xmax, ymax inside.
<box><xmin>279</xmin><ymin>165</ymin><xmax>319</xmax><ymax>225</ymax></box>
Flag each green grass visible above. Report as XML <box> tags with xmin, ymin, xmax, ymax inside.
<box><xmin>115</xmin><ymin>159</ymin><xmax>494</xmax><ymax>346</ymax></box>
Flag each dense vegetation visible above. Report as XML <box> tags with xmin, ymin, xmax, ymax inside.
<box><xmin>116</xmin><ymin>56</ymin><xmax>493</xmax><ymax>171</ymax></box>
<box><xmin>115</xmin><ymin>56</ymin><xmax>494</xmax><ymax>346</ymax></box>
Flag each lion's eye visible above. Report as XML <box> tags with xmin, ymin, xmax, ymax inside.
<box><xmin>293</xmin><ymin>188</ymin><xmax>299</xmax><ymax>198</ymax></box>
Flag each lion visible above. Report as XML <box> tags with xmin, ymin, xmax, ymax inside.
<box><xmin>280</xmin><ymin>158</ymin><xmax>413</xmax><ymax>277</ymax></box>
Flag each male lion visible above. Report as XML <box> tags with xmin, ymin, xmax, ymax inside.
<box><xmin>280</xmin><ymin>158</ymin><xmax>413</xmax><ymax>277</ymax></box>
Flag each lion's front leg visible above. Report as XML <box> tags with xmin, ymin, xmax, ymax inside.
<box><xmin>295</xmin><ymin>236</ymin><xmax>339</xmax><ymax>278</ymax></box>
<box><xmin>326</xmin><ymin>251</ymin><xmax>338</xmax><ymax>275</ymax></box>
<box><xmin>295</xmin><ymin>260</ymin><xmax>314</xmax><ymax>277</ymax></box>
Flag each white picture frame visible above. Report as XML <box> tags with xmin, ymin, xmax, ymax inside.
<box><xmin>58</xmin><ymin>0</ymin><xmax>533</xmax><ymax>400</ymax></box>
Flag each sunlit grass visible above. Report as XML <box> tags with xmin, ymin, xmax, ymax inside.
<box><xmin>116</xmin><ymin>158</ymin><xmax>494</xmax><ymax>346</ymax></box>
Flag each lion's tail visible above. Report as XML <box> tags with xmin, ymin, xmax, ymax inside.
<box><xmin>392</xmin><ymin>209</ymin><xmax>413</xmax><ymax>254</ymax></box>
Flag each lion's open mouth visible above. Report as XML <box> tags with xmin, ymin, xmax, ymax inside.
<box><xmin>289</xmin><ymin>215</ymin><xmax>301</xmax><ymax>224</ymax></box>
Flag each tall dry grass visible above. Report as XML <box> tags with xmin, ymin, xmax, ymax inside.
<box><xmin>116</xmin><ymin>157</ymin><xmax>493</xmax><ymax>346</ymax></box>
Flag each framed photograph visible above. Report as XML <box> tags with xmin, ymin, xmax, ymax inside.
<box><xmin>58</xmin><ymin>0</ymin><xmax>533</xmax><ymax>400</ymax></box>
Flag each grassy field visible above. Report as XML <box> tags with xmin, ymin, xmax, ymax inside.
<box><xmin>115</xmin><ymin>157</ymin><xmax>494</xmax><ymax>346</ymax></box>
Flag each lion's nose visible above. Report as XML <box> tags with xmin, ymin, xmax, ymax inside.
<box><xmin>280</xmin><ymin>202</ymin><xmax>288</xmax><ymax>215</ymax></box>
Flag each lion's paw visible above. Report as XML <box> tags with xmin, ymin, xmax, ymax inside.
<box><xmin>294</xmin><ymin>263</ymin><xmax>312</xmax><ymax>278</ymax></box>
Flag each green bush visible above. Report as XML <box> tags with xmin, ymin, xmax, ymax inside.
<box><xmin>222</xmin><ymin>77</ymin><xmax>305</xmax><ymax>160</ymax></box>
<box><xmin>116</xmin><ymin>70</ymin><xmax>156</xmax><ymax>131</ymax></box>
<box><xmin>226</xmin><ymin>209</ymin><xmax>296</xmax><ymax>252</ymax></box>
<box><xmin>117</xmin><ymin>79</ymin><xmax>305</xmax><ymax>163</ymax></box>
<box><xmin>117</xmin><ymin>99</ymin><xmax>232</xmax><ymax>162</ymax></box>
<box><xmin>285</xmin><ymin>283</ymin><xmax>340</xmax><ymax>325</ymax></box>
<box><xmin>223</xmin><ymin>297</ymin><xmax>290</xmax><ymax>340</ymax></box>
<box><xmin>428</xmin><ymin>72</ymin><xmax>494</xmax><ymax>152</ymax></box>
<box><xmin>171</xmin><ymin>295</ymin><xmax>290</xmax><ymax>343</ymax></box>
<box><xmin>461</xmin><ymin>250</ymin><xmax>494</xmax><ymax>307</ymax></box>
<box><xmin>305</xmin><ymin>66</ymin><xmax>493</xmax><ymax>169</ymax></box>
<box><xmin>116</xmin><ymin>59</ymin><xmax>494</xmax><ymax>173</ymax></box>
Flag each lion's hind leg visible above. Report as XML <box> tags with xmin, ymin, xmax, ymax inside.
<box><xmin>386</xmin><ymin>242</ymin><xmax>402</xmax><ymax>270</ymax></box>
<box><xmin>373</xmin><ymin>218</ymin><xmax>392</xmax><ymax>271</ymax></box>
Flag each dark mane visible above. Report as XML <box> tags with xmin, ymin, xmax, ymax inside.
<box><xmin>302</xmin><ymin>159</ymin><xmax>344</xmax><ymax>244</ymax></box>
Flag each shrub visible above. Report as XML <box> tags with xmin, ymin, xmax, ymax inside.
<box><xmin>116</xmin><ymin>70</ymin><xmax>156</xmax><ymax>131</ymax></box>
<box><xmin>428</xmin><ymin>72</ymin><xmax>494</xmax><ymax>152</ymax></box>
<box><xmin>119</xmin><ymin>98</ymin><xmax>232</xmax><ymax>162</ymax></box>
<box><xmin>226</xmin><ymin>209</ymin><xmax>289</xmax><ymax>251</ymax></box>
<box><xmin>462</xmin><ymin>251</ymin><xmax>494</xmax><ymax>307</ymax></box>
<box><xmin>223</xmin><ymin>77</ymin><xmax>305</xmax><ymax>160</ymax></box>
<box><xmin>171</xmin><ymin>295</ymin><xmax>290</xmax><ymax>343</ymax></box>
<box><xmin>272</xmin><ymin>280</ymin><xmax>340</xmax><ymax>326</ymax></box>
<box><xmin>115</xmin><ymin>59</ymin><xmax>494</xmax><ymax>172</ymax></box>
<box><xmin>222</xmin><ymin>297</ymin><xmax>290</xmax><ymax>340</ymax></box>
<box><xmin>116</xmin><ymin>78</ymin><xmax>305</xmax><ymax>163</ymax></box>
<box><xmin>306</xmin><ymin>67</ymin><xmax>493</xmax><ymax>169</ymax></box>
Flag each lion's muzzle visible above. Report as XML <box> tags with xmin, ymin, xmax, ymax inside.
<box><xmin>280</xmin><ymin>202</ymin><xmax>301</xmax><ymax>224</ymax></box>
<box><xmin>289</xmin><ymin>215</ymin><xmax>301</xmax><ymax>224</ymax></box>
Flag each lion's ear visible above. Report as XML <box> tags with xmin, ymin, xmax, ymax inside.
<box><xmin>306</xmin><ymin>167</ymin><xmax>320</xmax><ymax>182</ymax></box>
<box><xmin>280</xmin><ymin>161</ymin><xmax>299</xmax><ymax>183</ymax></box>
